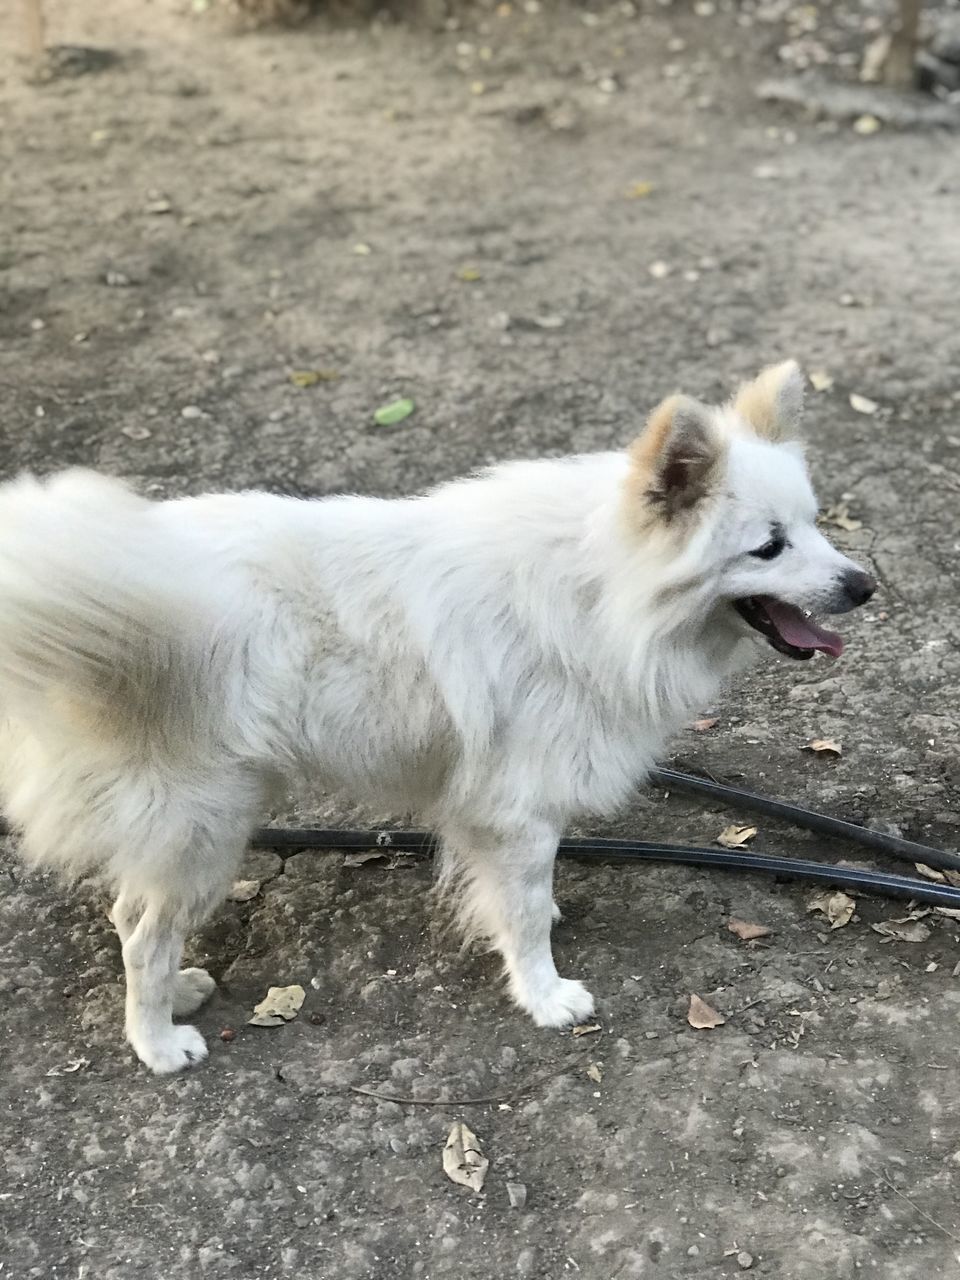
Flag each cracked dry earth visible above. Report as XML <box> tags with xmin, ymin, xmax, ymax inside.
<box><xmin>3</xmin><ymin>0</ymin><xmax>960</xmax><ymax>1277</ymax></box>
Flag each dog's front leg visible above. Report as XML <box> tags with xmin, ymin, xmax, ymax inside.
<box><xmin>443</xmin><ymin>821</ymin><xmax>595</xmax><ymax>1028</ymax></box>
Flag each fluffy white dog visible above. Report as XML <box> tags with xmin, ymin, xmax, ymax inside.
<box><xmin>0</xmin><ymin>361</ymin><xmax>874</xmax><ymax>1072</ymax></box>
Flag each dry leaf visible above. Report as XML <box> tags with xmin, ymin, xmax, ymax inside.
<box><xmin>861</xmin><ymin>32</ymin><xmax>891</xmax><ymax>82</ymax></box>
<box><xmin>289</xmin><ymin>369</ymin><xmax>339</xmax><ymax>388</ymax></box>
<box><xmin>46</xmin><ymin>1057</ymin><xmax>90</xmax><ymax>1076</ymax></box>
<box><xmin>871</xmin><ymin>918</ymin><xmax>931</xmax><ymax>943</ymax></box>
<box><xmin>849</xmin><ymin>393</ymin><xmax>879</xmax><ymax>416</ymax></box>
<box><xmin>690</xmin><ymin>716</ymin><xmax>719</xmax><ymax>732</ymax></box>
<box><xmin>807</xmin><ymin>890</ymin><xmax>855</xmax><ymax>929</ymax></box>
<box><xmin>717</xmin><ymin>824</ymin><xmax>758</xmax><ymax>850</ymax></box>
<box><xmin>442</xmin><ymin>1122</ymin><xmax>488</xmax><ymax>1193</ymax></box>
<box><xmin>821</xmin><ymin>503</ymin><xmax>863</xmax><ymax>533</ymax></box>
<box><xmin>934</xmin><ymin>905</ymin><xmax>960</xmax><ymax>921</ymax></box>
<box><xmin>687</xmin><ymin>994</ymin><xmax>725</xmax><ymax>1029</ymax></box>
<box><xmin>228</xmin><ymin>878</ymin><xmax>261</xmax><ymax>902</ymax></box>
<box><xmin>572</xmin><ymin>1023</ymin><xmax>601</xmax><ymax>1037</ymax></box>
<box><xmin>586</xmin><ymin>1062</ymin><xmax>603</xmax><ymax>1083</ymax></box>
<box><xmin>343</xmin><ymin>850</ymin><xmax>389</xmax><ymax>867</ymax></box>
<box><xmin>803</xmin><ymin>738</ymin><xmax>842</xmax><ymax>756</ymax></box>
<box><xmin>626</xmin><ymin>180</ymin><xmax>655</xmax><ymax>199</ymax></box>
<box><xmin>727</xmin><ymin>918</ymin><xmax>773</xmax><ymax>941</ymax></box>
<box><xmin>248</xmin><ymin>984</ymin><xmax>306</xmax><ymax>1027</ymax></box>
<box><xmin>809</xmin><ymin>369</ymin><xmax>834</xmax><ymax>392</ymax></box>
<box><xmin>915</xmin><ymin>862</ymin><xmax>946</xmax><ymax>884</ymax></box>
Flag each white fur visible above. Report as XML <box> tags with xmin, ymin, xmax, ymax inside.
<box><xmin>0</xmin><ymin>394</ymin><xmax>867</xmax><ymax>1071</ymax></box>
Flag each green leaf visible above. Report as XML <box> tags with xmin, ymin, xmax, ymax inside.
<box><xmin>374</xmin><ymin>397</ymin><xmax>415</xmax><ymax>426</ymax></box>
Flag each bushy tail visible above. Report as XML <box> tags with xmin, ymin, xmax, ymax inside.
<box><xmin>0</xmin><ymin>470</ymin><xmax>212</xmax><ymax>736</ymax></box>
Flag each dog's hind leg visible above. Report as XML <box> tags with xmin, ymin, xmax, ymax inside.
<box><xmin>112</xmin><ymin>892</ymin><xmax>216</xmax><ymax>1017</ymax></box>
<box><xmin>114</xmin><ymin>775</ymin><xmax>264</xmax><ymax>1074</ymax></box>
<box><xmin>122</xmin><ymin>902</ymin><xmax>207</xmax><ymax>1074</ymax></box>
<box><xmin>440</xmin><ymin>820</ymin><xmax>594</xmax><ymax>1029</ymax></box>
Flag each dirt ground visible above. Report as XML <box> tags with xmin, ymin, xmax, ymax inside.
<box><xmin>3</xmin><ymin>0</ymin><xmax>960</xmax><ymax>1276</ymax></box>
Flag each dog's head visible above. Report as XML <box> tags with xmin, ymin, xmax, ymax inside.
<box><xmin>623</xmin><ymin>360</ymin><xmax>875</xmax><ymax>659</ymax></box>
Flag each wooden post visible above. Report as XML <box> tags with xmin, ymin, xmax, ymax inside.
<box><xmin>882</xmin><ymin>0</ymin><xmax>922</xmax><ymax>89</ymax></box>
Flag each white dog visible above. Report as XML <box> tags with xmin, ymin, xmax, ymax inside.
<box><xmin>0</xmin><ymin>361</ymin><xmax>874</xmax><ymax>1072</ymax></box>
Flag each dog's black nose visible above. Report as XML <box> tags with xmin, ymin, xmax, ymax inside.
<box><xmin>843</xmin><ymin>568</ymin><xmax>876</xmax><ymax>607</ymax></box>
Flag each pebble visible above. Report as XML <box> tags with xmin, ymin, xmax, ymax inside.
<box><xmin>180</xmin><ymin>405</ymin><xmax>203</xmax><ymax>420</ymax></box>
<box><xmin>506</xmin><ymin>1181</ymin><xmax>528</xmax><ymax>1209</ymax></box>
<box><xmin>737</xmin><ymin>1251</ymin><xmax>754</xmax><ymax>1269</ymax></box>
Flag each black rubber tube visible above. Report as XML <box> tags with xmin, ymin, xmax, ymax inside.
<box><xmin>250</xmin><ymin>825</ymin><xmax>960</xmax><ymax>909</ymax></box>
<box><xmin>648</xmin><ymin>767</ymin><xmax>960</xmax><ymax>874</ymax></box>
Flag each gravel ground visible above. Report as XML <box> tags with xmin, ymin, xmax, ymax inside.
<box><xmin>3</xmin><ymin>1</ymin><xmax>960</xmax><ymax>1277</ymax></box>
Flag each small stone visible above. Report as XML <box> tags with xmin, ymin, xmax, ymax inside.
<box><xmin>121</xmin><ymin>425</ymin><xmax>152</xmax><ymax>441</ymax></box>
<box><xmin>706</xmin><ymin>325</ymin><xmax>733</xmax><ymax>348</ymax></box>
<box><xmin>220</xmin><ymin>1027</ymin><xmax>236</xmax><ymax>1042</ymax></box>
<box><xmin>506</xmin><ymin>1182</ymin><xmax>528</xmax><ymax>1209</ymax></box>
<box><xmin>389</xmin><ymin>1137</ymin><xmax>407</xmax><ymax>1154</ymax></box>
<box><xmin>853</xmin><ymin>114</ymin><xmax>881</xmax><ymax>136</ymax></box>
<box><xmin>687</xmin><ymin>1245</ymin><xmax>701</xmax><ymax>1257</ymax></box>
<box><xmin>30</xmin><ymin>318</ymin><xmax>45</xmax><ymax>331</ymax></box>
<box><xmin>104</xmin><ymin>270</ymin><xmax>132</xmax><ymax>288</ymax></box>
<box><xmin>737</xmin><ymin>1252</ymin><xmax>754</xmax><ymax>1270</ymax></box>
<box><xmin>648</xmin><ymin>260</ymin><xmax>671</xmax><ymax>279</ymax></box>
<box><xmin>180</xmin><ymin>405</ymin><xmax>203</xmax><ymax>419</ymax></box>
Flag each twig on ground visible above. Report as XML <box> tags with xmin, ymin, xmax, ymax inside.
<box><xmin>864</xmin><ymin>1164</ymin><xmax>960</xmax><ymax>1245</ymax></box>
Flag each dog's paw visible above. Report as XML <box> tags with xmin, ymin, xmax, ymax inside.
<box><xmin>517</xmin><ymin>977</ymin><xmax>595</xmax><ymax>1029</ymax></box>
<box><xmin>172</xmin><ymin>967</ymin><xmax>217</xmax><ymax>1016</ymax></box>
<box><xmin>134</xmin><ymin>1024</ymin><xmax>209</xmax><ymax>1075</ymax></box>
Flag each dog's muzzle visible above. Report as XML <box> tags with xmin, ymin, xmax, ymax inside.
<box><xmin>832</xmin><ymin>568</ymin><xmax>877</xmax><ymax>614</ymax></box>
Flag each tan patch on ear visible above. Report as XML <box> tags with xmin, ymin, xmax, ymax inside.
<box><xmin>732</xmin><ymin>360</ymin><xmax>804</xmax><ymax>441</ymax></box>
<box><xmin>623</xmin><ymin>394</ymin><xmax>724</xmax><ymax>534</ymax></box>
<box><xmin>626</xmin><ymin>394</ymin><xmax>684</xmax><ymax>488</ymax></box>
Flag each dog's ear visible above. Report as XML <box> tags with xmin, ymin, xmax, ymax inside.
<box><xmin>731</xmin><ymin>359</ymin><xmax>805</xmax><ymax>441</ymax></box>
<box><xmin>627</xmin><ymin>394</ymin><xmax>725</xmax><ymax>523</ymax></box>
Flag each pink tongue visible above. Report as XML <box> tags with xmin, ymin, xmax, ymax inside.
<box><xmin>761</xmin><ymin>598</ymin><xmax>844</xmax><ymax>658</ymax></box>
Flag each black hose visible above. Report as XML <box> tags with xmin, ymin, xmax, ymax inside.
<box><xmin>251</xmin><ymin>824</ymin><xmax>960</xmax><ymax>909</ymax></box>
<box><xmin>648</xmin><ymin>767</ymin><xmax>960</xmax><ymax>874</ymax></box>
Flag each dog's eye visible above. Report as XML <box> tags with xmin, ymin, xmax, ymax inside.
<box><xmin>750</xmin><ymin>534</ymin><xmax>786</xmax><ymax>561</ymax></box>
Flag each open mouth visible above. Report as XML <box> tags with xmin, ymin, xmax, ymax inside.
<box><xmin>733</xmin><ymin>596</ymin><xmax>844</xmax><ymax>661</ymax></box>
